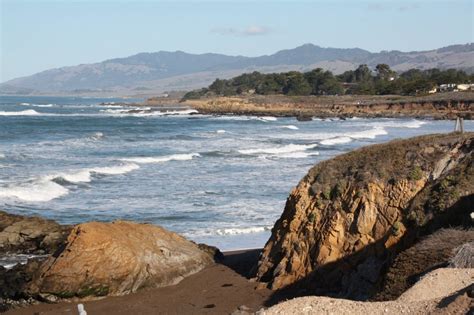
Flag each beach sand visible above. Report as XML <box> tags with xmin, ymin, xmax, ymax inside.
<box><xmin>5</xmin><ymin>249</ymin><xmax>271</xmax><ymax>315</ymax></box>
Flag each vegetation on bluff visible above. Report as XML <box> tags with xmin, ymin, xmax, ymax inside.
<box><xmin>183</xmin><ymin>65</ymin><xmax>473</xmax><ymax>100</ymax></box>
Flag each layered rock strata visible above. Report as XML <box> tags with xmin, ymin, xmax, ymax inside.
<box><xmin>256</xmin><ymin>133</ymin><xmax>473</xmax><ymax>299</ymax></box>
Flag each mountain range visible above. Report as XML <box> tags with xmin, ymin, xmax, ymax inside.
<box><xmin>2</xmin><ymin>43</ymin><xmax>473</xmax><ymax>96</ymax></box>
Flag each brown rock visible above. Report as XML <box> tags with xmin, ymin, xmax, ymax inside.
<box><xmin>0</xmin><ymin>211</ymin><xmax>70</xmax><ymax>254</ymax></box>
<box><xmin>28</xmin><ymin>221</ymin><xmax>213</xmax><ymax>298</ymax></box>
<box><xmin>256</xmin><ymin>133</ymin><xmax>474</xmax><ymax>299</ymax></box>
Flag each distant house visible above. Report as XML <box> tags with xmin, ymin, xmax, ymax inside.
<box><xmin>428</xmin><ymin>87</ymin><xmax>437</xmax><ymax>94</ymax></box>
<box><xmin>457</xmin><ymin>84</ymin><xmax>474</xmax><ymax>91</ymax></box>
<box><xmin>439</xmin><ymin>83</ymin><xmax>457</xmax><ymax>92</ymax></box>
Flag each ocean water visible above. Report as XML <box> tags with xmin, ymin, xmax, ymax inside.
<box><xmin>1</xmin><ymin>96</ymin><xmax>472</xmax><ymax>251</ymax></box>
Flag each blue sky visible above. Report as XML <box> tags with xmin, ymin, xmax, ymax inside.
<box><xmin>1</xmin><ymin>0</ymin><xmax>473</xmax><ymax>82</ymax></box>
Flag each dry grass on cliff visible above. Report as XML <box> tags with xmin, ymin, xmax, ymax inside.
<box><xmin>305</xmin><ymin>133</ymin><xmax>473</xmax><ymax>197</ymax></box>
<box><xmin>375</xmin><ymin>228</ymin><xmax>474</xmax><ymax>301</ymax></box>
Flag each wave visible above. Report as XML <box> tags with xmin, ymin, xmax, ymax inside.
<box><xmin>0</xmin><ymin>254</ymin><xmax>49</xmax><ymax>270</ymax></box>
<box><xmin>277</xmin><ymin>151</ymin><xmax>320</xmax><ymax>159</ymax></box>
<box><xmin>216</xmin><ymin>130</ymin><xmax>226</xmax><ymax>133</ymax></box>
<box><xmin>88</xmin><ymin>132</ymin><xmax>104</xmax><ymax>141</ymax></box>
<box><xmin>215</xmin><ymin>226</ymin><xmax>272</xmax><ymax>235</ymax></box>
<box><xmin>19</xmin><ymin>103</ymin><xmax>55</xmax><ymax>108</ymax></box>
<box><xmin>319</xmin><ymin>127</ymin><xmax>387</xmax><ymax>146</ymax></box>
<box><xmin>186</xmin><ymin>226</ymin><xmax>273</xmax><ymax>237</ymax></box>
<box><xmin>238</xmin><ymin>143</ymin><xmax>317</xmax><ymax>155</ymax></box>
<box><xmin>0</xmin><ymin>163</ymin><xmax>140</xmax><ymax>202</ymax></box>
<box><xmin>320</xmin><ymin>136</ymin><xmax>353</xmax><ymax>145</ymax></box>
<box><xmin>350</xmin><ymin>127</ymin><xmax>388</xmax><ymax>139</ymax></box>
<box><xmin>0</xmin><ymin>179</ymin><xmax>69</xmax><ymax>202</ymax></box>
<box><xmin>102</xmin><ymin>108</ymin><xmax>198</xmax><ymax>117</ymax></box>
<box><xmin>0</xmin><ymin>110</ymin><xmax>41</xmax><ymax>116</ymax></box>
<box><xmin>282</xmin><ymin>125</ymin><xmax>299</xmax><ymax>130</ymax></box>
<box><xmin>257</xmin><ymin>116</ymin><xmax>278</xmax><ymax>122</ymax></box>
<box><xmin>373</xmin><ymin>119</ymin><xmax>428</xmax><ymax>129</ymax></box>
<box><xmin>121</xmin><ymin>153</ymin><xmax>200</xmax><ymax>164</ymax></box>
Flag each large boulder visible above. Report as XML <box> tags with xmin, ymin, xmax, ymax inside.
<box><xmin>0</xmin><ymin>211</ymin><xmax>70</xmax><ymax>254</ymax></box>
<box><xmin>256</xmin><ymin>133</ymin><xmax>473</xmax><ymax>299</ymax></box>
<box><xmin>28</xmin><ymin>221</ymin><xmax>214</xmax><ymax>298</ymax></box>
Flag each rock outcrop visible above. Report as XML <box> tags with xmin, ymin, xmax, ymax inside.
<box><xmin>256</xmin><ymin>133</ymin><xmax>473</xmax><ymax>299</ymax></box>
<box><xmin>375</xmin><ymin>228</ymin><xmax>474</xmax><ymax>300</ymax></box>
<box><xmin>0</xmin><ymin>211</ymin><xmax>70</xmax><ymax>255</ymax></box>
<box><xmin>28</xmin><ymin>221</ymin><xmax>214</xmax><ymax>298</ymax></box>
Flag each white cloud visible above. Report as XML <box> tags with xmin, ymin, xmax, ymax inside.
<box><xmin>211</xmin><ymin>25</ymin><xmax>271</xmax><ymax>37</ymax></box>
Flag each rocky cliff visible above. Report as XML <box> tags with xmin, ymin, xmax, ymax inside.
<box><xmin>256</xmin><ymin>133</ymin><xmax>473</xmax><ymax>299</ymax></box>
<box><xmin>184</xmin><ymin>93</ymin><xmax>474</xmax><ymax>120</ymax></box>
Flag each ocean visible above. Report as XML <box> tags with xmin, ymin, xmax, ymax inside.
<box><xmin>1</xmin><ymin>95</ymin><xmax>472</xmax><ymax>251</ymax></box>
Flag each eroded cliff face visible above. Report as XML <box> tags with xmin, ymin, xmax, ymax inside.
<box><xmin>256</xmin><ymin>133</ymin><xmax>473</xmax><ymax>299</ymax></box>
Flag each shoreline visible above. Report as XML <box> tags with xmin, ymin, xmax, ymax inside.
<box><xmin>180</xmin><ymin>92</ymin><xmax>474</xmax><ymax>120</ymax></box>
<box><xmin>5</xmin><ymin>248</ymin><xmax>270</xmax><ymax>315</ymax></box>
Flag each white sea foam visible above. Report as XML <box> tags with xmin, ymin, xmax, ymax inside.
<box><xmin>282</xmin><ymin>125</ymin><xmax>299</xmax><ymax>130</ymax></box>
<box><xmin>89</xmin><ymin>132</ymin><xmax>104</xmax><ymax>140</ymax></box>
<box><xmin>277</xmin><ymin>151</ymin><xmax>320</xmax><ymax>159</ymax></box>
<box><xmin>216</xmin><ymin>130</ymin><xmax>226</xmax><ymax>133</ymax></box>
<box><xmin>103</xmin><ymin>108</ymin><xmax>198</xmax><ymax>117</ymax></box>
<box><xmin>320</xmin><ymin>136</ymin><xmax>353</xmax><ymax>145</ymax></box>
<box><xmin>0</xmin><ymin>153</ymin><xmax>5</xmax><ymax>159</ymax></box>
<box><xmin>0</xmin><ymin>179</ymin><xmax>69</xmax><ymax>202</ymax></box>
<box><xmin>0</xmin><ymin>254</ymin><xmax>48</xmax><ymax>270</ymax></box>
<box><xmin>19</xmin><ymin>103</ymin><xmax>54</xmax><ymax>107</ymax></box>
<box><xmin>238</xmin><ymin>143</ymin><xmax>317</xmax><ymax>155</ymax></box>
<box><xmin>121</xmin><ymin>153</ymin><xmax>200</xmax><ymax>164</ymax></box>
<box><xmin>350</xmin><ymin>127</ymin><xmax>388</xmax><ymax>139</ymax></box>
<box><xmin>257</xmin><ymin>116</ymin><xmax>278</xmax><ymax>122</ymax></box>
<box><xmin>91</xmin><ymin>163</ymin><xmax>140</xmax><ymax>175</ymax></box>
<box><xmin>0</xmin><ymin>110</ymin><xmax>41</xmax><ymax>116</ymax></box>
<box><xmin>187</xmin><ymin>226</ymin><xmax>273</xmax><ymax>237</ymax></box>
<box><xmin>372</xmin><ymin>120</ymin><xmax>428</xmax><ymax>129</ymax></box>
<box><xmin>0</xmin><ymin>163</ymin><xmax>140</xmax><ymax>202</ymax></box>
<box><xmin>215</xmin><ymin>226</ymin><xmax>272</xmax><ymax>235</ymax></box>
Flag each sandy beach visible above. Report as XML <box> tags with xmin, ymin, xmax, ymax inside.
<box><xmin>5</xmin><ymin>249</ymin><xmax>271</xmax><ymax>315</ymax></box>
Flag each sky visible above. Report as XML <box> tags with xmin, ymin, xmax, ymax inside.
<box><xmin>1</xmin><ymin>0</ymin><xmax>473</xmax><ymax>82</ymax></box>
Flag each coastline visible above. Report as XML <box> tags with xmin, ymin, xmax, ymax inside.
<box><xmin>180</xmin><ymin>92</ymin><xmax>474</xmax><ymax>120</ymax></box>
<box><xmin>5</xmin><ymin>248</ymin><xmax>270</xmax><ymax>315</ymax></box>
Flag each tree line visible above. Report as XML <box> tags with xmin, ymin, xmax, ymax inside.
<box><xmin>183</xmin><ymin>64</ymin><xmax>473</xmax><ymax>99</ymax></box>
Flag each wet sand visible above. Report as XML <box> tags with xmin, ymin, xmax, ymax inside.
<box><xmin>6</xmin><ymin>249</ymin><xmax>271</xmax><ymax>315</ymax></box>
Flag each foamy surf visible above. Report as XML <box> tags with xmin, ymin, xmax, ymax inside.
<box><xmin>0</xmin><ymin>110</ymin><xmax>41</xmax><ymax>116</ymax></box>
<box><xmin>257</xmin><ymin>116</ymin><xmax>278</xmax><ymax>122</ymax></box>
<box><xmin>320</xmin><ymin>136</ymin><xmax>353</xmax><ymax>145</ymax></box>
<box><xmin>0</xmin><ymin>163</ymin><xmax>140</xmax><ymax>202</ymax></box>
<box><xmin>185</xmin><ymin>226</ymin><xmax>273</xmax><ymax>237</ymax></box>
<box><xmin>0</xmin><ymin>254</ymin><xmax>49</xmax><ymax>270</ymax></box>
<box><xmin>0</xmin><ymin>179</ymin><xmax>69</xmax><ymax>202</ymax></box>
<box><xmin>282</xmin><ymin>125</ymin><xmax>299</xmax><ymax>130</ymax></box>
<box><xmin>238</xmin><ymin>143</ymin><xmax>317</xmax><ymax>155</ymax></box>
<box><xmin>121</xmin><ymin>153</ymin><xmax>200</xmax><ymax>164</ymax></box>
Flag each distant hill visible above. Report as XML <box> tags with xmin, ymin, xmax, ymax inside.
<box><xmin>2</xmin><ymin>43</ymin><xmax>473</xmax><ymax>96</ymax></box>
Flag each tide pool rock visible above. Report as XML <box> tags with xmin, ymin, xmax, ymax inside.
<box><xmin>29</xmin><ymin>221</ymin><xmax>213</xmax><ymax>298</ymax></box>
<box><xmin>0</xmin><ymin>211</ymin><xmax>70</xmax><ymax>255</ymax></box>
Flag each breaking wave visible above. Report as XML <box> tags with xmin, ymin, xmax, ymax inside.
<box><xmin>282</xmin><ymin>125</ymin><xmax>299</xmax><ymax>130</ymax></box>
<box><xmin>238</xmin><ymin>143</ymin><xmax>317</xmax><ymax>155</ymax></box>
<box><xmin>0</xmin><ymin>110</ymin><xmax>41</xmax><ymax>116</ymax></box>
<box><xmin>0</xmin><ymin>163</ymin><xmax>140</xmax><ymax>202</ymax></box>
<box><xmin>121</xmin><ymin>153</ymin><xmax>200</xmax><ymax>164</ymax></box>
